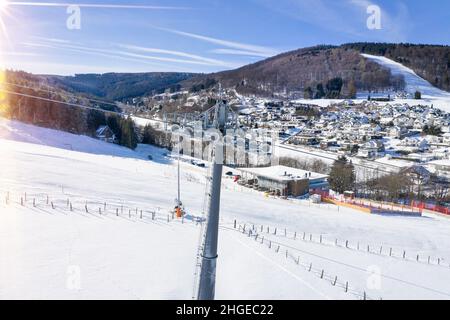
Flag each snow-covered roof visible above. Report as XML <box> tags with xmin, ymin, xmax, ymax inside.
<box><xmin>239</xmin><ymin>165</ymin><xmax>328</xmax><ymax>182</ymax></box>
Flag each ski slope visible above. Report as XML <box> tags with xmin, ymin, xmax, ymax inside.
<box><xmin>362</xmin><ymin>54</ymin><xmax>450</xmax><ymax>112</ymax></box>
<box><xmin>1</xmin><ymin>118</ymin><xmax>450</xmax><ymax>300</ymax></box>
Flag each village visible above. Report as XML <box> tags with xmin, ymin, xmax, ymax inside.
<box><xmin>228</xmin><ymin>97</ymin><xmax>450</xmax><ymax>178</ymax></box>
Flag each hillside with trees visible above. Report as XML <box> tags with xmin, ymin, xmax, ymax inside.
<box><xmin>182</xmin><ymin>46</ymin><xmax>405</xmax><ymax>98</ymax></box>
<box><xmin>1</xmin><ymin>71</ymin><xmax>139</xmax><ymax>149</ymax></box>
<box><xmin>43</xmin><ymin>72</ymin><xmax>196</xmax><ymax>101</ymax></box>
<box><xmin>342</xmin><ymin>43</ymin><xmax>450</xmax><ymax>92</ymax></box>
<box><xmin>183</xmin><ymin>43</ymin><xmax>450</xmax><ymax>98</ymax></box>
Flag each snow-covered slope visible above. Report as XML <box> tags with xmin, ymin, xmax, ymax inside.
<box><xmin>362</xmin><ymin>54</ymin><xmax>450</xmax><ymax>98</ymax></box>
<box><xmin>1</xmin><ymin>118</ymin><xmax>450</xmax><ymax>299</ymax></box>
<box><xmin>362</xmin><ymin>54</ymin><xmax>450</xmax><ymax>111</ymax></box>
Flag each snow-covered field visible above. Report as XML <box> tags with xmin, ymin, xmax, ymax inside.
<box><xmin>1</xmin><ymin>118</ymin><xmax>450</xmax><ymax>300</ymax></box>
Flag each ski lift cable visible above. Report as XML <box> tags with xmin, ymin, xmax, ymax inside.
<box><xmin>0</xmin><ymin>81</ymin><xmax>120</xmax><ymax>107</ymax></box>
<box><xmin>0</xmin><ymin>88</ymin><xmax>167</xmax><ymax>124</ymax></box>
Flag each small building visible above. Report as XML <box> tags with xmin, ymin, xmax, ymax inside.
<box><xmin>96</xmin><ymin>125</ymin><xmax>117</xmax><ymax>143</ymax></box>
<box><xmin>357</xmin><ymin>140</ymin><xmax>385</xmax><ymax>159</ymax></box>
<box><xmin>238</xmin><ymin>165</ymin><xmax>329</xmax><ymax>197</ymax></box>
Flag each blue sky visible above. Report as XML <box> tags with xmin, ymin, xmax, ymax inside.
<box><xmin>0</xmin><ymin>0</ymin><xmax>449</xmax><ymax>75</ymax></box>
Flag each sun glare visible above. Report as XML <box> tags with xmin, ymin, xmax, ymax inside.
<box><xmin>0</xmin><ymin>1</ymin><xmax>8</xmax><ymax>11</ymax></box>
<box><xmin>0</xmin><ymin>0</ymin><xmax>9</xmax><ymax>41</ymax></box>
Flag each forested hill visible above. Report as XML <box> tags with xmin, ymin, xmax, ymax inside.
<box><xmin>43</xmin><ymin>72</ymin><xmax>196</xmax><ymax>101</ymax></box>
<box><xmin>182</xmin><ymin>43</ymin><xmax>450</xmax><ymax>97</ymax></box>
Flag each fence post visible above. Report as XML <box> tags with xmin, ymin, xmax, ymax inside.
<box><xmin>294</xmin><ymin>232</ymin><xmax>297</xmax><ymax>240</ymax></box>
<box><xmin>345</xmin><ymin>282</ymin><xmax>348</xmax><ymax>293</ymax></box>
<box><xmin>33</xmin><ymin>198</ymin><xmax>36</xmax><ymax>207</ymax></box>
<box><xmin>70</xmin><ymin>202</ymin><xmax>73</xmax><ymax>211</ymax></box>
<box><xmin>21</xmin><ymin>197</ymin><xmax>24</xmax><ymax>206</ymax></box>
<box><xmin>116</xmin><ymin>208</ymin><xmax>119</xmax><ymax>216</ymax></box>
<box><xmin>308</xmin><ymin>263</ymin><xmax>312</xmax><ymax>272</ymax></box>
<box><xmin>320</xmin><ymin>235</ymin><xmax>323</xmax><ymax>244</ymax></box>
<box><xmin>389</xmin><ymin>248</ymin><xmax>392</xmax><ymax>256</ymax></box>
<box><xmin>85</xmin><ymin>204</ymin><xmax>88</xmax><ymax>213</ymax></box>
<box><xmin>320</xmin><ymin>270</ymin><xmax>324</xmax><ymax>279</ymax></box>
<box><xmin>416</xmin><ymin>254</ymin><xmax>419</xmax><ymax>262</ymax></box>
<box><xmin>428</xmin><ymin>256</ymin><xmax>430</xmax><ymax>264</ymax></box>
<box><xmin>140</xmin><ymin>210</ymin><xmax>143</xmax><ymax>219</ymax></box>
<box><xmin>296</xmin><ymin>256</ymin><xmax>300</xmax><ymax>265</ymax></box>
<box><xmin>379</xmin><ymin>246</ymin><xmax>383</xmax><ymax>255</ymax></box>
<box><xmin>234</xmin><ymin>220</ymin><xmax>237</xmax><ymax>229</ymax></box>
<box><xmin>51</xmin><ymin>202</ymin><xmax>55</xmax><ymax>209</ymax></box>
<box><xmin>333</xmin><ymin>276</ymin><xmax>337</xmax><ymax>286</ymax></box>
<box><xmin>284</xmin><ymin>228</ymin><xmax>287</xmax><ymax>237</ymax></box>
<box><xmin>403</xmin><ymin>251</ymin><xmax>406</xmax><ymax>259</ymax></box>
<box><xmin>99</xmin><ymin>208</ymin><xmax>101</xmax><ymax>215</ymax></box>
<box><xmin>346</xmin><ymin>240</ymin><xmax>349</xmax><ymax>248</ymax></box>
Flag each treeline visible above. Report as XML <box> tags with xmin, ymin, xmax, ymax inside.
<box><xmin>303</xmin><ymin>77</ymin><xmax>347</xmax><ymax>99</ymax></box>
<box><xmin>46</xmin><ymin>72</ymin><xmax>196</xmax><ymax>101</ymax></box>
<box><xmin>2</xmin><ymin>73</ymin><xmax>140</xmax><ymax>149</ymax></box>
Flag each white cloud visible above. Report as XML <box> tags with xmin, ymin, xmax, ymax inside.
<box><xmin>209</xmin><ymin>48</ymin><xmax>273</xmax><ymax>58</ymax></box>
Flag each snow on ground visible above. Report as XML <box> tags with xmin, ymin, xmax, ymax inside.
<box><xmin>1</xmin><ymin>118</ymin><xmax>450</xmax><ymax>299</ymax></box>
<box><xmin>362</xmin><ymin>54</ymin><xmax>450</xmax><ymax>112</ymax></box>
<box><xmin>291</xmin><ymin>54</ymin><xmax>450</xmax><ymax>112</ymax></box>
